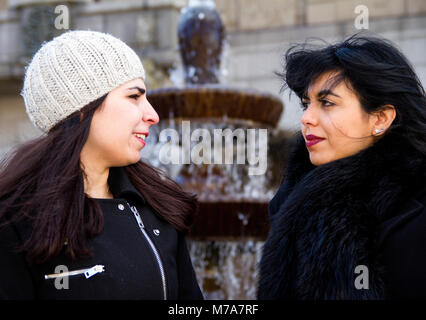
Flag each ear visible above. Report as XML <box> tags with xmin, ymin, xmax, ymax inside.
<box><xmin>372</xmin><ymin>105</ymin><xmax>396</xmax><ymax>135</ymax></box>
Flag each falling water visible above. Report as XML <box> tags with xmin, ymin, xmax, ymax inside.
<box><xmin>141</xmin><ymin>0</ymin><xmax>288</xmax><ymax>299</ymax></box>
<box><xmin>141</xmin><ymin>119</ymin><xmax>278</xmax><ymax>202</ymax></box>
<box><xmin>187</xmin><ymin>240</ymin><xmax>263</xmax><ymax>300</ymax></box>
<box><xmin>141</xmin><ymin>118</ymin><xmax>289</xmax><ymax>299</ymax></box>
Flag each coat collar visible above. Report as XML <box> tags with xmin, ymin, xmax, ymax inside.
<box><xmin>259</xmin><ymin>131</ymin><xmax>425</xmax><ymax>300</ymax></box>
<box><xmin>272</xmin><ymin>131</ymin><xmax>425</xmax><ymax>223</ymax></box>
<box><xmin>107</xmin><ymin>166</ymin><xmax>146</xmax><ymax>204</ymax></box>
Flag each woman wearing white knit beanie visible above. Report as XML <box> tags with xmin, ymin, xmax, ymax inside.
<box><xmin>0</xmin><ymin>30</ymin><xmax>203</xmax><ymax>300</ymax></box>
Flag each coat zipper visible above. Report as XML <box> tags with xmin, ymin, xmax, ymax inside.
<box><xmin>127</xmin><ymin>202</ymin><xmax>167</xmax><ymax>300</ymax></box>
<box><xmin>44</xmin><ymin>265</ymin><xmax>105</xmax><ymax>280</ymax></box>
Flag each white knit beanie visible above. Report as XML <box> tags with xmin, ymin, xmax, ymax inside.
<box><xmin>21</xmin><ymin>30</ymin><xmax>146</xmax><ymax>133</ymax></box>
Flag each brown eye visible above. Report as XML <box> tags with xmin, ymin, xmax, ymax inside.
<box><xmin>301</xmin><ymin>101</ymin><xmax>309</xmax><ymax>111</ymax></box>
<box><xmin>129</xmin><ymin>94</ymin><xmax>139</xmax><ymax>100</ymax></box>
<box><xmin>320</xmin><ymin>99</ymin><xmax>334</xmax><ymax>107</ymax></box>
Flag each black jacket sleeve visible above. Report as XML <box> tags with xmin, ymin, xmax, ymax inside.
<box><xmin>381</xmin><ymin>196</ymin><xmax>426</xmax><ymax>299</ymax></box>
<box><xmin>176</xmin><ymin>233</ymin><xmax>204</xmax><ymax>300</ymax></box>
<box><xmin>0</xmin><ymin>222</ymin><xmax>36</xmax><ymax>299</ymax></box>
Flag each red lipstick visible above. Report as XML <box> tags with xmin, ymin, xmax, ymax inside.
<box><xmin>305</xmin><ymin>134</ymin><xmax>325</xmax><ymax>147</ymax></box>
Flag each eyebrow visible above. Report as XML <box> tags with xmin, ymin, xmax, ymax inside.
<box><xmin>302</xmin><ymin>89</ymin><xmax>341</xmax><ymax>100</ymax></box>
<box><xmin>127</xmin><ymin>86</ymin><xmax>146</xmax><ymax>94</ymax></box>
<box><xmin>317</xmin><ymin>89</ymin><xmax>341</xmax><ymax>99</ymax></box>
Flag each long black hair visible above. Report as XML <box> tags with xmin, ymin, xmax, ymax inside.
<box><xmin>0</xmin><ymin>94</ymin><xmax>198</xmax><ymax>264</ymax></box>
<box><xmin>279</xmin><ymin>32</ymin><xmax>426</xmax><ymax>155</ymax></box>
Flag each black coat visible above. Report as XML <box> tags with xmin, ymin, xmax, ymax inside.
<box><xmin>258</xmin><ymin>132</ymin><xmax>426</xmax><ymax>300</ymax></box>
<box><xmin>0</xmin><ymin>166</ymin><xmax>203</xmax><ymax>300</ymax></box>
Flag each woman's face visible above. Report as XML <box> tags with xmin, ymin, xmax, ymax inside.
<box><xmin>301</xmin><ymin>72</ymin><xmax>378</xmax><ymax>166</ymax></box>
<box><xmin>83</xmin><ymin>78</ymin><xmax>159</xmax><ymax>167</ymax></box>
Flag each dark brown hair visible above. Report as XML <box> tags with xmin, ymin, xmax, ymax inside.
<box><xmin>0</xmin><ymin>94</ymin><xmax>198</xmax><ymax>264</ymax></box>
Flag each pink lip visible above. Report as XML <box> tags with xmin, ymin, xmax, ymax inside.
<box><xmin>133</xmin><ymin>132</ymin><xmax>148</xmax><ymax>147</ymax></box>
<box><xmin>134</xmin><ymin>135</ymin><xmax>146</xmax><ymax>147</ymax></box>
<box><xmin>305</xmin><ymin>134</ymin><xmax>325</xmax><ymax>147</ymax></box>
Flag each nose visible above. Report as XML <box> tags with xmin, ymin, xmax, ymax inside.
<box><xmin>301</xmin><ymin>104</ymin><xmax>319</xmax><ymax>128</ymax></box>
<box><xmin>142</xmin><ymin>100</ymin><xmax>160</xmax><ymax>125</ymax></box>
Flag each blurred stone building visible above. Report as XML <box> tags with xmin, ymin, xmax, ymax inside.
<box><xmin>0</xmin><ymin>0</ymin><xmax>425</xmax><ymax>156</ymax></box>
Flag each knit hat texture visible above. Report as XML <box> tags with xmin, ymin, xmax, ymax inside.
<box><xmin>21</xmin><ymin>30</ymin><xmax>146</xmax><ymax>133</ymax></box>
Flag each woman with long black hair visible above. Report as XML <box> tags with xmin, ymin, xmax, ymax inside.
<box><xmin>258</xmin><ymin>33</ymin><xmax>425</xmax><ymax>299</ymax></box>
<box><xmin>0</xmin><ymin>30</ymin><xmax>203</xmax><ymax>299</ymax></box>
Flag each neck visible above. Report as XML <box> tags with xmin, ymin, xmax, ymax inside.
<box><xmin>80</xmin><ymin>150</ymin><xmax>113</xmax><ymax>199</ymax></box>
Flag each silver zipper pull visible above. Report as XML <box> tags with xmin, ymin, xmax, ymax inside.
<box><xmin>128</xmin><ymin>203</ymin><xmax>145</xmax><ymax>228</ymax></box>
<box><xmin>84</xmin><ymin>265</ymin><xmax>105</xmax><ymax>279</ymax></box>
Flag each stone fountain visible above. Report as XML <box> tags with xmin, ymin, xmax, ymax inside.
<box><xmin>144</xmin><ymin>0</ymin><xmax>289</xmax><ymax>299</ymax></box>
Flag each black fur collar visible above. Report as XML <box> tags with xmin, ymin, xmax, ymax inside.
<box><xmin>258</xmin><ymin>131</ymin><xmax>425</xmax><ymax>299</ymax></box>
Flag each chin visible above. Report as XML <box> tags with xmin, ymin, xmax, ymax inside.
<box><xmin>135</xmin><ymin>150</ymin><xmax>143</xmax><ymax>161</ymax></box>
<box><xmin>309</xmin><ymin>153</ymin><xmax>331</xmax><ymax>166</ymax></box>
<box><xmin>129</xmin><ymin>153</ymin><xmax>141</xmax><ymax>164</ymax></box>
<box><xmin>116</xmin><ymin>152</ymin><xmax>141</xmax><ymax>167</ymax></box>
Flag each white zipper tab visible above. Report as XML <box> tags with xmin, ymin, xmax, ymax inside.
<box><xmin>44</xmin><ymin>265</ymin><xmax>105</xmax><ymax>280</ymax></box>
<box><xmin>84</xmin><ymin>265</ymin><xmax>105</xmax><ymax>279</ymax></box>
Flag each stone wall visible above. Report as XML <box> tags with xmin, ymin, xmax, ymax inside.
<box><xmin>213</xmin><ymin>0</ymin><xmax>426</xmax><ymax>130</ymax></box>
<box><xmin>0</xmin><ymin>0</ymin><xmax>425</xmax><ymax>154</ymax></box>
<box><xmin>0</xmin><ymin>0</ymin><xmax>184</xmax><ymax>155</ymax></box>
<box><xmin>215</xmin><ymin>0</ymin><xmax>426</xmax><ymax>30</ymax></box>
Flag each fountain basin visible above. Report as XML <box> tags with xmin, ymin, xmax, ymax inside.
<box><xmin>189</xmin><ymin>201</ymin><xmax>269</xmax><ymax>240</ymax></box>
<box><xmin>148</xmin><ymin>85</ymin><xmax>283</xmax><ymax>127</ymax></box>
